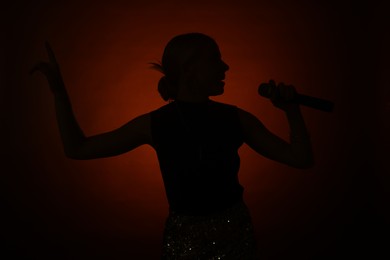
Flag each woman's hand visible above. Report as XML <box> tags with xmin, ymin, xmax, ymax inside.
<box><xmin>267</xmin><ymin>80</ymin><xmax>300</xmax><ymax>112</ymax></box>
<box><xmin>30</xmin><ymin>41</ymin><xmax>66</xmax><ymax>95</ymax></box>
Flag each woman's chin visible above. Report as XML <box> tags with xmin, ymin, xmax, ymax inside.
<box><xmin>204</xmin><ymin>81</ymin><xmax>225</xmax><ymax>96</ymax></box>
<box><xmin>209</xmin><ymin>87</ymin><xmax>224</xmax><ymax>96</ymax></box>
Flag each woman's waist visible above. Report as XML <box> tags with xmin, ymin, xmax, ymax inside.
<box><xmin>168</xmin><ymin>196</ymin><xmax>245</xmax><ymax>217</ymax></box>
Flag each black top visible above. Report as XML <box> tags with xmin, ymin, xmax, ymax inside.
<box><xmin>151</xmin><ymin>100</ymin><xmax>244</xmax><ymax>215</ymax></box>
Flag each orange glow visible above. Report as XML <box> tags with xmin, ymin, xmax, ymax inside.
<box><xmin>43</xmin><ymin>2</ymin><xmax>324</xmax><ymax>217</ymax></box>
<box><xmin>9</xmin><ymin>0</ymin><xmax>383</xmax><ymax>258</ymax></box>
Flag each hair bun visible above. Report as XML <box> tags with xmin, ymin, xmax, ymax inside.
<box><xmin>158</xmin><ymin>76</ymin><xmax>171</xmax><ymax>101</ymax></box>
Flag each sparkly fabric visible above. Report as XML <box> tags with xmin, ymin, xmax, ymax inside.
<box><xmin>161</xmin><ymin>200</ymin><xmax>257</xmax><ymax>259</ymax></box>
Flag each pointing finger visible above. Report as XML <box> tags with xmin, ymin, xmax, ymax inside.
<box><xmin>269</xmin><ymin>79</ymin><xmax>276</xmax><ymax>88</ymax></box>
<box><xmin>45</xmin><ymin>41</ymin><xmax>58</xmax><ymax>66</ymax></box>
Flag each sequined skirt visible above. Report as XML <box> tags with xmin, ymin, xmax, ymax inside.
<box><xmin>161</xmin><ymin>200</ymin><xmax>258</xmax><ymax>259</ymax></box>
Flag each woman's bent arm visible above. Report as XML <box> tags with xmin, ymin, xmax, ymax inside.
<box><xmin>54</xmin><ymin>90</ymin><xmax>151</xmax><ymax>160</ymax></box>
<box><xmin>53</xmin><ymin>90</ymin><xmax>87</xmax><ymax>158</ymax></box>
<box><xmin>67</xmin><ymin>112</ymin><xmax>152</xmax><ymax>160</ymax></box>
<box><xmin>238</xmin><ymin>107</ymin><xmax>314</xmax><ymax>169</ymax></box>
<box><xmin>32</xmin><ymin>42</ymin><xmax>151</xmax><ymax>160</ymax></box>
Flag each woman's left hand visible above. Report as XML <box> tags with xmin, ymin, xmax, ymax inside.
<box><xmin>30</xmin><ymin>41</ymin><xmax>66</xmax><ymax>95</ymax></box>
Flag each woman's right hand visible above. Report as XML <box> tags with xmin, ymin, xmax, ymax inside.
<box><xmin>266</xmin><ymin>80</ymin><xmax>300</xmax><ymax>113</ymax></box>
<box><xmin>30</xmin><ymin>42</ymin><xmax>66</xmax><ymax>95</ymax></box>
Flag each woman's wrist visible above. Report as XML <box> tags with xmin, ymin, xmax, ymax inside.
<box><xmin>284</xmin><ymin>104</ymin><xmax>301</xmax><ymax>115</ymax></box>
<box><xmin>53</xmin><ymin>87</ymin><xmax>69</xmax><ymax>101</ymax></box>
<box><xmin>285</xmin><ymin>105</ymin><xmax>310</xmax><ymax>141</ymax></box>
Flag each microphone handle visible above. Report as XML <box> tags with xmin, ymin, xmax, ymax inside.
<box><xmin>258</xmin><ymin>83</ymin><xmax>334</xmax><ymax>112</ymax></box>
<box><xmin>296</xmin><ymin>93</ymin><xmax>334</xmax><ymax>112</ymax></box>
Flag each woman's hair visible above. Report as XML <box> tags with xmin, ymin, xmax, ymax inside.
<box><xmin>150</xmin><ymin>33</ymin><xmax>217</xmax><ymax>101</ymax></box>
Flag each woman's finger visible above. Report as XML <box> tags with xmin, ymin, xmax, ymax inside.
<box><xmin>282</xmin><ymin>85</ymin><xmax>292</xmax><ymax>101</ymax></box>
<box><xmin>288</xmin><ymin>85</ymin><xmax>297</xmax><ymax>101</ymax></box>
<box><xmin>277</xmin><ymin>82</ymin><xmax>287</xmax><ymax>100</ymax></box>
<box><xmin>269</xmin><ymin>79</ymin><xmax>276</xmax><ymax>88</ymax></box>
<box><xmin>45</xmin><ymin>41</ymin><xmax>59</xmax><ymax>66</ymax></box>
<box><xmin>265</xmin><ymin>80</ymin><xmax>275</xmax><ymax>99</ymax></box>
<box><xmin>289</xmin><ymin>85</ymin><xmax>296</xmax><ymax>100</ymax></box>
<box><xmin>277</xmin><ymin>83</ymin><xmax>296</xmax><ymax>101</ymax></box>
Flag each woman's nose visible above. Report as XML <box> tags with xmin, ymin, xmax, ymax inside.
<box><xmin>222</xmin><ymin>61</ymin><xmax>229</xmax><ymax>71</ymax></box>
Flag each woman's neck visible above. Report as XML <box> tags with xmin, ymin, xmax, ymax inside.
<box><xmin>175</xmin><ymin>92</ymin><xmax>210</xmax><ymax>103</ymax></box>
<box><xmin>175</xmin><ymin>98</ymin><xmax>210</xmax><ymax>103</ymax></box>
<box><xmin>176</xmin><ymin>81</ymin><xmax>210</xmax><ymax>103</ymax></box>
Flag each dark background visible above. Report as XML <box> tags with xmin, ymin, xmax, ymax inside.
<box><xmin>2</xmin><ymin>0</ymin><xmax>389</xmax><ymax>259</ymax></box>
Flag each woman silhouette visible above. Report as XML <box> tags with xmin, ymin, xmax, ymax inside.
<box><xmin>31</xmin><ymin>33</ymin><xmax>313</xmax><ymax>259</ymax></box>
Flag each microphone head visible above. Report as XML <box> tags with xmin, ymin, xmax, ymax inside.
<box><xmin>258</xmin><ymin>83</ymin><xmax>271</xmax><ymax>98</ymax></box>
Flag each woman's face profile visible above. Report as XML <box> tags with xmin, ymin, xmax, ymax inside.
<box><xmin>187</xmin><ymin>42</ymin><xmax>230</xmax><ymax>97</ymax></box>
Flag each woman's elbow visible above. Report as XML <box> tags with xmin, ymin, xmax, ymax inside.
<box><xmin>64</xmin><ymin>148</ymin><xmax>93</xmax><ymax>160</ymax></box>
<box><xmin>298</xmin><ymin>162</ymin><xmax>314</xmax><ymax>169</ymax></box>
<box><xmin>65</xmin><ymin>151</ymin><xmax>86</xmax><ymax>160</ymax></box>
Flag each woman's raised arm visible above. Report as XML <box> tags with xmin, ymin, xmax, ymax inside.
<box><xmin>237</xmin><ymin>81</ymin><xmax>314</xmax><ymax>169</ymax></box>
<box><xmin>31</xmin><ymin>42</ymin><xmax>152</xmax><ymax>160</ymax></box>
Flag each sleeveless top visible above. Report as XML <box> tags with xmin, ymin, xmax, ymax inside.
<box><xmin>150</xmin><ymin>100</ymin><xmax>244</xmax><ymax>215</ymax></box>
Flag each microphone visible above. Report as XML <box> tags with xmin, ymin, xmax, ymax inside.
<box><xmin>258</xmin><ymin>83</ymin><xmax>334</xmax><ymax>112</ymax></box>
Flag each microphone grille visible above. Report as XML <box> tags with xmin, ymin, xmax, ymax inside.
<box><xmin>258</xmin><ymin>83</ymin><xmax>271</xmax><ymax>98</ymax></box>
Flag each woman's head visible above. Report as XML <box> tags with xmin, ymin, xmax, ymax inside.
<box><xmin>151</xmin><ymin>33</ymin><xmax>229</xmax><ymax>101</ymax></box>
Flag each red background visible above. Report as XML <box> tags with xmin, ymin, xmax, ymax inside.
<box><xmin>3</xmin><ymin>0</ymin><xmax>389</xmax><ymax>259</ymax></box>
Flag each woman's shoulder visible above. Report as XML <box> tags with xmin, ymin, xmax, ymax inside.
<box><xmin>209</xmin><ymin>100</ymin><xmax>238</xmax><ymax>110</ymax></box>
<box><xmin>149</xmin><ymin>100</ymin><xmax>240</xmax><ymax>116</ymax></box>
<box><xmin>150</xmin><ymin>101</ymin><xmax>175</xmax><ymax>114</ymax></box>
<box><xmin>149</xmin><ymin>102</ymin><xmax>178</xmax><ymax>125</ymax></box>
